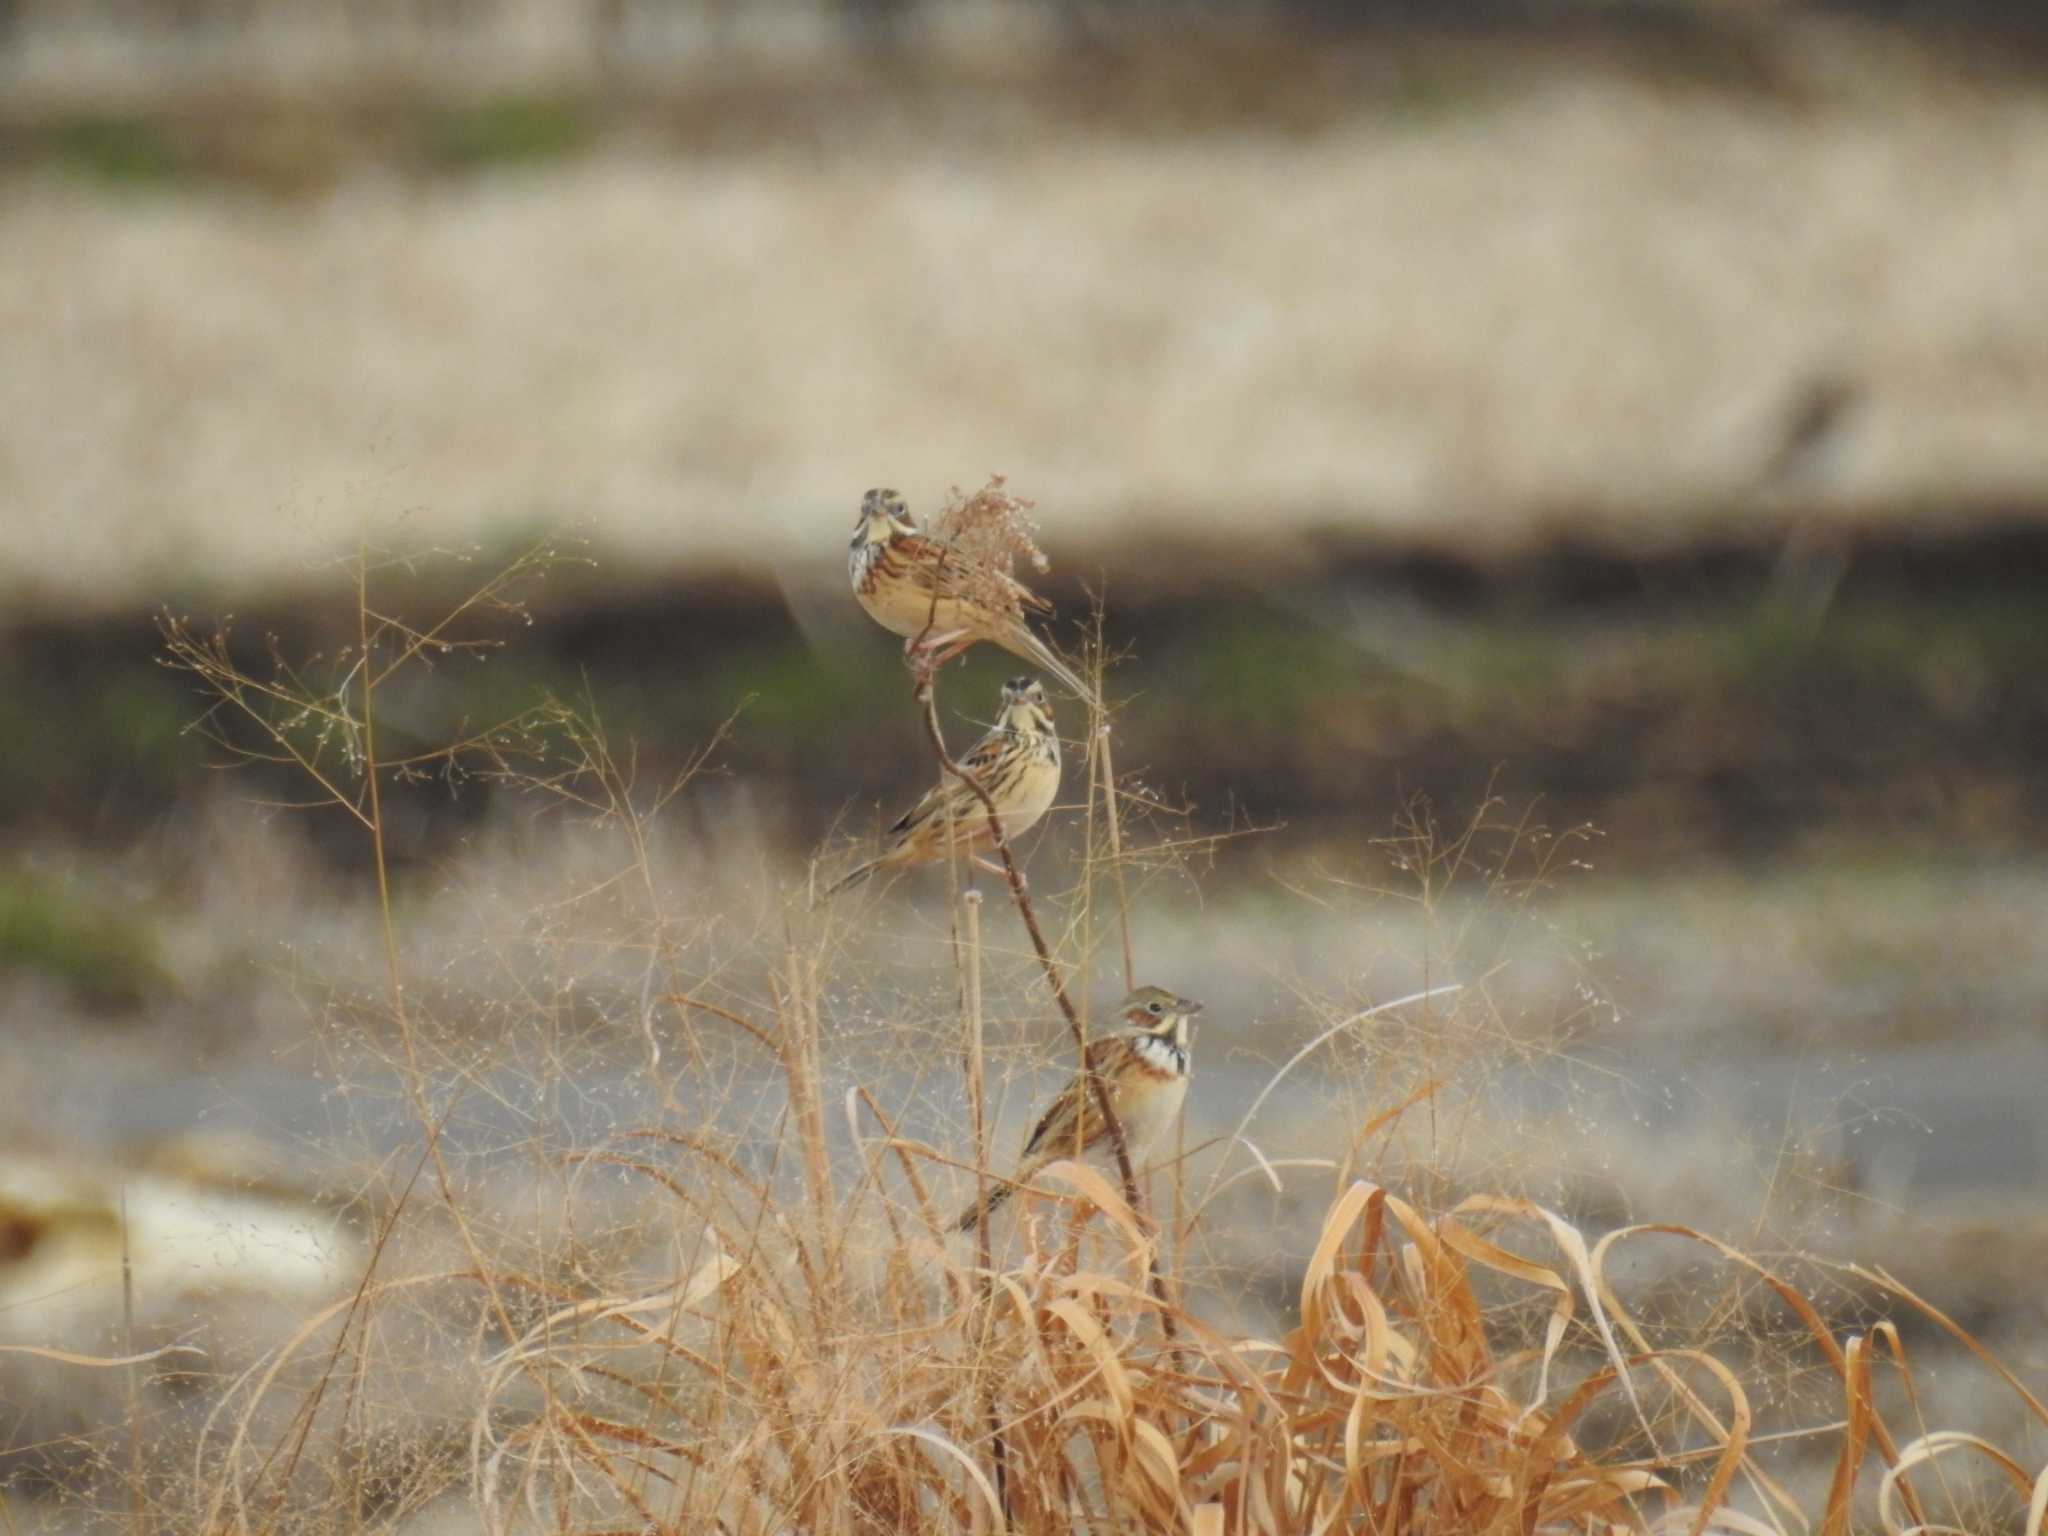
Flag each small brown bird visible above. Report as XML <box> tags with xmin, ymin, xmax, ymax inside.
<box><xmin>827</xmin><ymin>676</ymin><xmax>1061</xmax><ymax>897</ymax></box>
<box><xmin>847</xmin><ymin>488</ymin><xmax>1092</xmax><ymax>701</ymax></box>
<box><xmin>954</xmin><ymin>985</ymin><xmax>1201</xmax><ymax>1232</ymax></box>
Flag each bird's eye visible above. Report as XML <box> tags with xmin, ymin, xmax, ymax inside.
<box><xmin>1147</xmin><ymin>1001</ymin><xmax>1163</xmax><ymax>1015</ymax></box>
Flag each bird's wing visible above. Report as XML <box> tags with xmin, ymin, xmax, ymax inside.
<box><xmin>892</xmin><ymin>532</ymin><xmax>970</xmax><ymax>597</ymax></box>
<box><xmin>999</xmin><ymin>569</ymin><xmax>1055</xmax><ymax>616</ymax></box>
<box><xmin>956</xmin><ymin>727</ymin><xmax>1027</xmax><ymax>795</ymax></box>
<box><xmin>1020</xmin><ymin>1038</ymin><xmax>1127</xmax><ymax>1161</ymax></box>
<box><xmin>885</xmin><ymin>750</ymin><xmax>998</xmax><ymax>840</ymax></box>
<box><xmin>895</xmin><ymin>726</ymin><xmax>1023</xmax><ymax>837</ymax></box>
<box><xmin>884</xmin><ymin>794</ymin><xmax>937</xmax><ymax>843</ymax></box>
<box><xmin>885</xmin><ymin>780</ymin><xmax>947</xmax><ymax>839</ymax></box>
<box><xmin>896</xmin><ymin>532</ymin><xmax>1051</xmax><ymax>617</ymax></box>
<box><xmin>1020</xmin><ymin>1079</ymin><xmax>1083</xmax><ymax>1163</ymax></box>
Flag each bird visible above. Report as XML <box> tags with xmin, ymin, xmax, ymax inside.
<box><xmin>847</xmin><ymin>488</ymin><xmax>1094</xmax><ymax>702</ymax></box>
<box><xmin>953</xmin><ymin>985</ymin><xmax>1202</xmax><ymax>1233</ymax></box>
<box><xmin>826</xmin><ymin>676</ymin><xmax>1061</xmax><ymax>897</ymax></box>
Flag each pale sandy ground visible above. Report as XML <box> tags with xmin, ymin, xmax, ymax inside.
<box><xmin>5</xmin><ymin>62</ymin><xmax>2048</xmax><ymax>612</ymax></box>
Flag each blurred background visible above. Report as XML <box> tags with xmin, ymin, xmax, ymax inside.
<box><xmin>3</xmin><ymin>0</ymin><xmax>2047</xmax><ymax>1524</ymax></box>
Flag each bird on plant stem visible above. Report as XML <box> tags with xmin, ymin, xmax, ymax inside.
<box><xmin>847</xmin><ymin>487</ymin><xmax>1094</xmax><ymax>702</ymax></box>
<box><xmin>825</xmin><ymin>675</ymin><xmax>1061</xmax><ymax>898</ymax></box>
<box><xmin>953</xmin><ymin>986</ymin><xmax>1202</xmax><ymax>1233</ymax></box>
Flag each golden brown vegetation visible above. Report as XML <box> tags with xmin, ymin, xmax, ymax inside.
<box><xmin>9</xmin><ymin>528</ymin><xmax>2033</xmax><ymax>1534</ymax></box>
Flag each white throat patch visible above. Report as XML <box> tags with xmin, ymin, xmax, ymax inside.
<box><xmin>1131</xmin><ymin>1030</ymin><xmax>1188</xmax><ymax>1077</ymax></box>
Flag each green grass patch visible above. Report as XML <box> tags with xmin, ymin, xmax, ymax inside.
<box><xmin>408</xmin><ymin>95</ymin><xmax>600</xmax><ymax>172</ymax></box>
<box><xmin>0</xmin><ymin>867</ymin><xmax>175</xmax><ymax>1012</ymax></box>
<box><xmin>0</xmin><ymin>665</ymin><xmax>193</xmax><ymax>827</ymax></box>
<box><xmin>1167</xmin><ymin>614</ymin><xmax>1375</xmax><ymax>735</ymax></box>
<box><xmin>43</xmin><ymin>115</ymin><xmax>192</xmax><ymax>186</ymax></box>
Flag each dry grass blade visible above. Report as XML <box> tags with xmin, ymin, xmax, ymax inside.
<box><xmin>1444</xmin><ymin>1194</ymin><xmax>1652</xmax><ymax>1444</ymax></box>
<box><xmin>879</xmin><ymin>1426</ymin><xmax>1008</xmax><ymax>1533</ymax></box>
<box><xmin>0</xmin><ymin>1343</ymin><xmax>206</xmax><ymax>1368</ymax></box>
<box><xmin>1848</xmin><ymin>1264</ymin><xmax>2048</xmax><ymax>1430</ymax></box>
<box><xmin>1879</xmin><ymin>1432</ymin><xmax>2036</xmax><ymax>1535</ymax></box>
<box><xmin>1028</xmin><ymin>1160</ymin><xmax>1151</xmax><ymax>1258</ymax></box>
<box><xmin>1821</xmin><ymin>1332</ymin><xmax>1877</xmax><ymax>1536</ymax></box>
<box><xmin>1191</xmin><ymin>984</ymin><xmax>1463</xmax><ymax>1225</ymax></box>
<box><xmin>1591</xmin><ymin>1221</ymin><xmax>1934</xmax><ymax>1533</ymax></box>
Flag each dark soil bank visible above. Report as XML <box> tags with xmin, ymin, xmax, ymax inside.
<box><xmin>10</xmin><ymin>518</ymin><xmax>2047</xmax><ymax>876</ymax></box>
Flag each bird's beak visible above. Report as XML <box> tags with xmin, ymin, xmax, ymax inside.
<box><xmin>1183</xmin><ymin>1000</ymin><xmax>1205</xmax><ymax>1017</ymax></box>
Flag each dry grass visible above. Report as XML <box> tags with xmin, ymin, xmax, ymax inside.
<box><xmin>931</xmin><ymin>476</ymin><xmax>1051</xmax><ymax>582</ymax></box>
<box><xmin>5</xmin><ymin>533</ymin><xmax>2046</xmax><ymax>1533</ymax></box>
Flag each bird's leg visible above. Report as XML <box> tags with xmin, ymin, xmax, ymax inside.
<box><xmin>905</xmin><ymin>628</ymin><xmax>967</xmax><ymax>688</ymax></box>
<box><xmin>927</xmin><ymin>633</ymin><xmax>976</xmax><ymax>669</ymax></box>
<box><xmin>971</xmin><ymin>854</ymin><xmax>1013</xmax><ymax>885</ymax></box>
<box><xmin>907</xmin><ymin>627</ymin><xmax>968</xmax><ymax>655</ymax></box>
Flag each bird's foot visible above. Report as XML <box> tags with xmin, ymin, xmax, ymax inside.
<box><xmin>971</xmin><ymin>855</ymin><xmax>1018</xmax><ymax>887</ymax></box>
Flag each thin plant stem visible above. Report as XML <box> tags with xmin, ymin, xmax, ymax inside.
<box><xmin>960</xmin><ymin>889</ymin><xmax>1008</xmax><ymax>1513</ymax></box>
<box><xmin>1084</xmin><ymin>642</ymin><xmax>1160</xmax><ymax>1311</ymax></box>
<box><xmin>964</xmin><ymin>891</ymin><xmax>991</xmax><ymax>1259</ymax></box>
<box><xmin>772</xmin><ymin>946</ymin><xmax>836</xmax><ymax>1340</ymax></box>
<box><xmin>1093</xmin><ymin>718</ymin><xmax>1136</xmax><ymax>994</ymax></box>
<box><xmin>122</xmin><ymin>1188</ymin><xmax>141</xmax><ymax>1536</ymax></box>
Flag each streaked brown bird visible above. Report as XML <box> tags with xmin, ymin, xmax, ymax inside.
<box><xmin>954</xmin><ymin>985</ymin><xmax>1201</xmax><ymax>1232</ymax></box>
<box><xmin>827</xmin><ymin>676</ymin><xmax>1061</xmax><ymax>897</ymax></box>
<box><xmin>848</xmin><ymin>488</ymin><xmax>1092</xmax><ymax>701</ymax></box>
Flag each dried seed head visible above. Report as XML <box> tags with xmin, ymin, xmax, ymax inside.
<box><xmin>933</xmin><ymin>474</ymin><xmax>1051</xmax><ymax>580</ymax></box>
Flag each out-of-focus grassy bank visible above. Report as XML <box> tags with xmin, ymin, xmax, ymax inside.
<box><xmin>9</xmin><ymin>523</ymin><xmax>2045</xmax><ymax>877</ymax></box>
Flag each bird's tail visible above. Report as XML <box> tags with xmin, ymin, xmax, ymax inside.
<box><xmin>1006</xmin><ymin>626</ymin><xmax>1096</xmax><ymax>707</ymax></box>
<box><xmin>952</xmin><ymin>1177</ymin><xmax>1015</xmax><ymax>1234</ymax></box>
<box><xmin>821</xmin><ymin>857</ymin><xmax>881</xmax><ymax>901</ymax></box>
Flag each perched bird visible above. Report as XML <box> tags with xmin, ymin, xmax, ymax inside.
<box><xmin>827</xmin><ymin>676</ymin><xmax>1061</xmax><ymax>897</ymax></box>
<box><xmin>848</xmin><ymin>488</ymin><xmax>1093</xmax><ymax>701</ymax></box>
<box><xmin>954</xmin><ymin>985</ymin><xmax>1201</xmax><ymax>1232</ymax></box>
